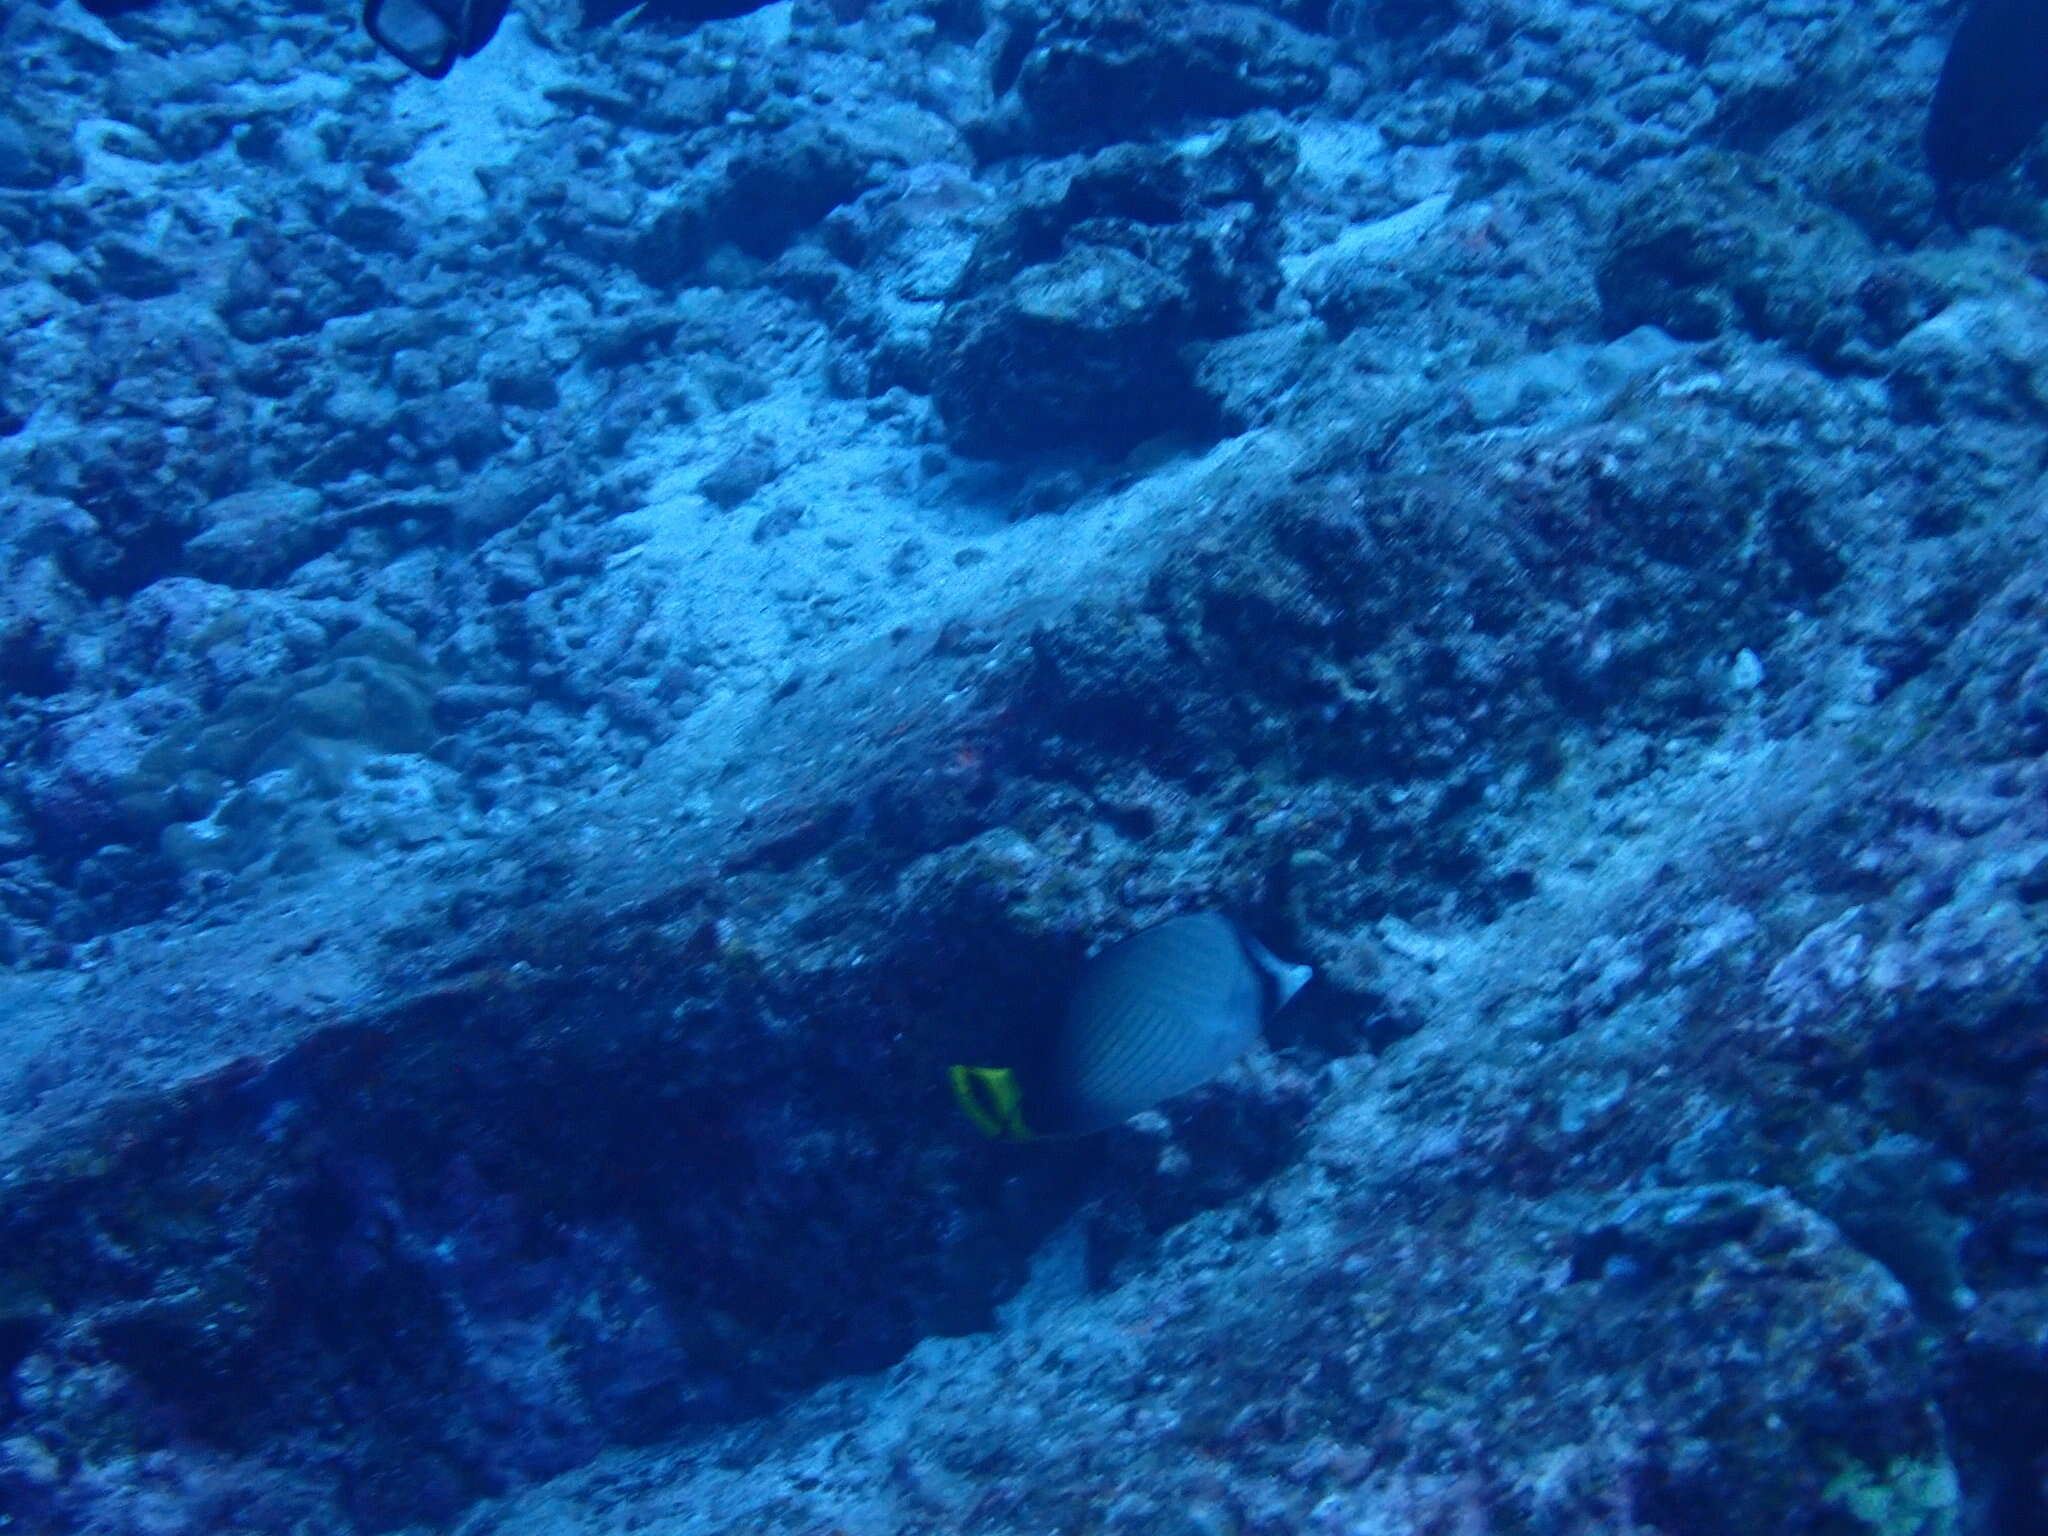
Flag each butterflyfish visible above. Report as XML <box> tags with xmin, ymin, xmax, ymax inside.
<box><xmin>951</xmin><ymin>912</ymin><xmax>1312</xmax><ymax>1141</ymax></box>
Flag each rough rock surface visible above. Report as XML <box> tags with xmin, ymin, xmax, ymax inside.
<box><xmin>1</xmin><ymin>0</ymin><xmax>2046</xmax><ymax>1533</ymax></box>
<box><xmin>932</xmin><ymin>122</ymin><xmax>1295</xmax><ymax>454</ymax></box>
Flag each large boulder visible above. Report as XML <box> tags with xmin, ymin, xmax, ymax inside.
<box><xmin>991</xmin><ymin>1</ymin><xmax>1330</xmax><ymax>154</ymax></box>
<box><xmin>932</xmin><ymin>123</ymin><xmax>1295</xmax><ymax>457</ymax></box>
<box><xmin>934</xmin><ymin>243</ymin><xmax>1211</xmax><ymax>456</ymax></box>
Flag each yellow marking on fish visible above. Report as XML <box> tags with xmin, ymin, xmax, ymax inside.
<box><xmin>949</xmin><ymin>1064</ymin><xmax>1035</xmax><ymax>1141</ymax></box>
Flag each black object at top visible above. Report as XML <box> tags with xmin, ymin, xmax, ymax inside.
<box><xmin>1926</xmin><ymin>0</ymin><xmax>2048</xmax><ymax>206</ymax></box>
<box><xmin>74</xmin><ymin>0</ymin><xmax>783</xmax><ymax>77</ymax></box>
<box><xmin>363</xmin><ymin>0</ymin><xmax>512</xmax><ymax>79</ymax></box>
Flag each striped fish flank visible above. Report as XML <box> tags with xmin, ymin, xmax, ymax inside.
<box><xmin>949</xmin><ymin>913</ymin><xmax>1313</xmax><ymax>1140</ymax></box>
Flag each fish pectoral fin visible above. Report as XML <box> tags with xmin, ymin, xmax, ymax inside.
<box><xmin>949</xmin><ymin>1064</ymin><xmax>1035</xmax><ymax>1141</ymax></box>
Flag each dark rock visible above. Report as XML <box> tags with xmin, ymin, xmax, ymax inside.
<box><xmin>155</xmin><ymin>104</ymin><xmax>239</xmax><ymax>162</ymax></box>
<box><xmin>403</xmin><ymin>383</ymin><xmax>506</xmax><ymax>469</ymax></box>
<box><xmin>454</xmin><ymin>462</ymin><xmax>568</xmax><ymax>543</ymax></box>
<box><xmin>0</xmin><ymin>554</ymin><xmax>86</xmax><ymax>699</ymax></box>
<box><xmin>766</xmin><ymin>244</ymin><xmax>854</xmax><ymax>317</ymax></box>
<box><xmin>94</xmin><ymin>235</ymin><xmax>181</xmax><ymax>300</ymax></box>
<box><xmin>433</xmin><ymin>683</ymin><xmax>534</xmax><ymax>726</ymax></box>
<box><xmin>71</xmin><ymin>841</ymin><xmax>176</xmax><ymax>930</ymax></box>
<box><xmin>1008</xmin><ymin>1</ymin><xmax>1329</xmax><ymax>153</ymax></box>
<box><xmin>1597</xmin><ymin>151</ymin><xmax>1880</xmax><ymax>368</ymax></box>
<box><xmin>110</xmin><ymin>576</ymin><xmax>336</xmax><ymax>706</ymax></box>
<box><xmin>931</xmin><ymin>125</ymin><xmax>1292</xmax><ymax>457</ymax></box>
<box><xmin>723</xmin><ymin>129</ymin><xmax>873</xmax><ymax>260</ymax></box>
<box><xmin>585</xmin><ymin>312</ymin><xmax>689</xmax><ymax>370</ymax></box>
<box><xmin>330</xmin><ymin>198</ymin><xmax>414</xmax><ymax>254</ymax></box>
<box><xmin>484</xmin><ymin>353</ymin><xmax>561</xmax><ymax>410</ymax></box>
<box><xmin>935</xmin><ymin>243</ymin><xmax>1215</xmax><ymax>457</ymax></box>
<box><xmin>236</xmin><ymin>337</ymin><xmax>318</xmax><ymax>398</ymax></box>
<box><xmin>26</xmin><ymin>686</ymin><xmax>202</xmax><ymax>854</ymax></box>
<box><xmin>0</xmin><ymin>113</ymin><xmax>78</xmax><ymax>190</ymax></box>
<box><xmin>629</xmin><ymin>193</ymin><xmax>716</xmax><ymax>288</ymax></box>
<box><xmin>630</xmin><ymin>129</ymin><xmax>875</xmax><ymax>288</ymax></box>
<box><xmin>1194</xmin><ymin>320</ymin><xmax>1325</xmax><ymax>431</ymax></box>
<box><xmin>183</xmin><ymin>485</ymin><xmax>327</xmax><ymax>588</ymax></box>
<box><xmin>1887</xmin><ymin>291</ymin><xmax>2048</xmax><ymax>424</ymax></box>
<box><xmin>750</xmin><ymin>502</ymin><xmax>804</xmax><ymax>542</ymax></box>
<box><xmin>698</xmin><ymin>442</ymin><xmax>782</xmax><ymax>508</ymax></box>
<box><xmin>289</xmin><ymin>657</ymin><xmax>436</xmax><ymax>752</ymax></box>
<box><xmin>390</xmin><ymin>348</ymin><xmax>443</xmax><ymax>398</ymax></box>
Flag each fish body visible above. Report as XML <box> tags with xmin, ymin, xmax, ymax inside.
<box><xmin>363</xmin><ymin>0</ymin><xmax>781</xmax><ymax>78</ymax></box>
<box><xmin>951</xmin><ymin>913</ymin><xmax>1312</xmax><ymax>1141</ymax></box>
<box><xmin>361</xmin><ymin>0</ymin><xmax>510</xmax><ymax>79</ymax></box>
<box><xmin>1927</xmin><ymin>0</ymin><xmax>2048</xmax><ymax>205</ymax></box>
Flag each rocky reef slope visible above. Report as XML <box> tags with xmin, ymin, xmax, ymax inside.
<box><xmin>2</xmin><ymin>1</ymin><xmax>2046</xmax><ymax>1532</ymax></box>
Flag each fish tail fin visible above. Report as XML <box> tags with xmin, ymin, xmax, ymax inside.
<box><xmin>948</xmin><ymin>1064</ymin><xmax>1035</xmax><ymax>1141</ymax></box>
